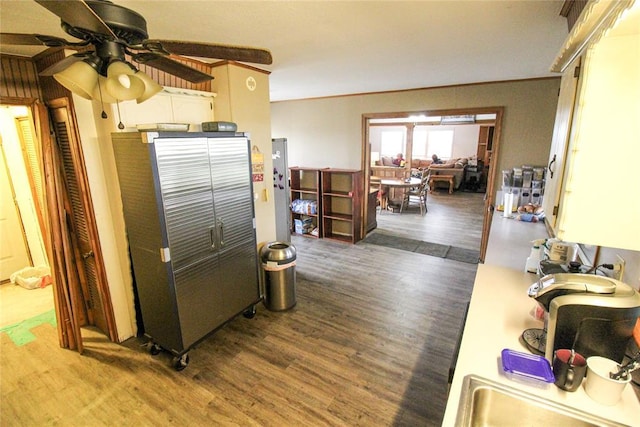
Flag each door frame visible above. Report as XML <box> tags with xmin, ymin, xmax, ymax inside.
<box><xmin>46</xmin><ymin>97</ymin><xmax>118</xmax><ymax>344</ymax></box>
<box><xmin>1</xmin><ymin>96</ymin><xmax>119</xmax><ymax>350</ymax></box>
<box><xmin>361</xmin><ymin>106</ymin><xmax>504</xmax><ymax>262</ymax></box>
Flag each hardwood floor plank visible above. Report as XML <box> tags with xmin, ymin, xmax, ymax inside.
<box><xmin>1</xmin><ymin>192</ymin><xmax>482</xmax><ymax>426</ymax></box>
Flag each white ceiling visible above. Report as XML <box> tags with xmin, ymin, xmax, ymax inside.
<box><xmin>0</xmin><ymin>0</ymin><xmax>570</xmax><ymax>102</ymax></box>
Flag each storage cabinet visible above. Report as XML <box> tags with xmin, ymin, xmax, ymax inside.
<box><xmin>476</xmin><ymin>126</ymin><xmax>494</xmax><ymax>170</ymax></box>
<box><xmin>321</xmin><ymin>169</ymin><xmax>363</xmax><ymax>243</ymax></box>
<box><xmin>112</xmin><ymin>89</ymin><xmax>215</xmax><ymax>131</ymax></box>
<box><xmin>542</xmin><ymin>56</ymin><xmax>581</xmax><ymax>231</ymax></box>
<box><xmin>111</xmin><ymin>131</ymin><xmax>260</xmax><ymax>370</ymax></box>
<box><xmin>545</xmin><ymin>1</ymin><xmax>640</xmax><ymax>251</ymax></box>
<box><xmin>289</xmin><ymin>167</ymin><xmax>322</xmax><ymax>238</ymax></box>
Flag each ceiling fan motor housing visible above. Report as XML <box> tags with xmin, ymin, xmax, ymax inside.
<box><xmin>5</xmin><ymin>0</ymin><xmax>269</xmax><ymax>88</ymax></box>
<box><xmin>61</xmin><ymin>0</ymin><xmax>148</xmax><ymax>45</ymax></box>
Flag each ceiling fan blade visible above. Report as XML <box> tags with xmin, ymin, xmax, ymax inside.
<box><xmin>35</xmin><ymin>0</ymin><xmax>117</xmax><ymax>39</ymax></box>
<box><xmin>0</xmin><ymin>32</ymin><xmax>87</xmax><ymax>48</ymax></box>
<box><xmin>133</xmin><ymin>53</ymin><xmax>213</xmax><ymax>84</ymax></box>
<box><xmin>1</xmin><ymin>33</ymin><xmax>62</xmax><ymax>46</ymax></box>
<box><xmin>145</xmin><ymin>40</ymin><xmax>273</xmax><ymax>65</ymax></box>
<box><xmin>39</xmin><ymin>53</ymin><xmax>91</xmax><ymax>76</ymax></box>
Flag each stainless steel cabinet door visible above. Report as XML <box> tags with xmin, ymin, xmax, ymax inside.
<box><xmin>208</xmin><ymin>137</ymin><xmax>256</xmax><ymax>249</ymax></box>
<box><xmin>208</xmin><ymin>137</ymin><xmax>259</xmax><ymax>317</ymax></box>
<box><xmin>154</xmin><ymin>137</ymin><xmax>217</xmax><ymax>270</ymax></box>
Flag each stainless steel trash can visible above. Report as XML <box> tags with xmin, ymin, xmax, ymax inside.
<box><xmin>260</xmin><ymin>242</ymin><xmax>297</xmax><ymax>311</ymax></box>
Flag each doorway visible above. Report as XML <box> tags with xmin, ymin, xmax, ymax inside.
<box><xmin>362</xmin><ymin>107</ymin><xmax>504</xmax><ymax>261</ymax></box>
<box><xmin>0</xmin><ymin>105</ymin><xmax>52</xmax><ymax>328</ymax></box>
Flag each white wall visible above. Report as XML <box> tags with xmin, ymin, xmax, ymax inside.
<box><xmin>74</xmin><ymin>95</ymin><xmax>137</xmax><ymax>342</ymax></box>
<box><xmin>271</xmin><ymin>79</ymin><xmax>561</xmax><ymax>176</ymax></box>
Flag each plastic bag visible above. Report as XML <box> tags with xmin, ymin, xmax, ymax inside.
<box><xmin>9</xmin><ymin>265</ymin><xmax>52</xmax><ymax>290</ymax></box>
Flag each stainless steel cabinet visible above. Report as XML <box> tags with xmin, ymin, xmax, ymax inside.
<box><xmin>112</xmin><ymin>131</ymin><xmax>260</xmax><ymax>370</ymax></box>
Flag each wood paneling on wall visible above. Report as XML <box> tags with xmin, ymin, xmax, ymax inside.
<box><xmin>34</xmin><ymin>50</ymin><xmax>69</xmax><ymax>102</ymax></box>
<box><xmin>137</xmin><ymin>57</ymin><xmax>212</xmax><ymax>92</ymax></box>
<box><xmin>560</xmin><ymin>0</ymin><xmax>588</xmax><ymax>31</ymax></box>
<box><xmin>0</xmin><ymin>55</ymin><xmax>41</xmax><ymax>101</ymax></box>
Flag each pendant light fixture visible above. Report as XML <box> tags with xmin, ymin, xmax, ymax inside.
<box><xmin>50</xmin><ymin>40</ymin><xmax>162</xmax><ymax>104</ymax></box>
<box><xmin>53</xmin><ymin>55</ymin><xmax>102</xmax><ymax>100</ymax></box>
<box><xmin>104</xmin><ymin>60</ymin><xmax>146</xmax><ymax>101</ymax></box>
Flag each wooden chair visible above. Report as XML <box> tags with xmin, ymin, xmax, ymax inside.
<box><xmin>400</xmin><ymin>170</ymin><xmax>429</xmax><ymax>215</ymax></box>
<box><xmin>370</xmin><ymin>176</ymin><xmax>387</xmax><ymax>213</ymax></box>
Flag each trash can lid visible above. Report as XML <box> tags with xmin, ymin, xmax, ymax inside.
<box><xmin>261</xmin><ymin>241</ymin><xmax>297</xmax><ymax>263</ymax></box>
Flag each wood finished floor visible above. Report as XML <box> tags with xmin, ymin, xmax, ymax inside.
<box><xmin>0</xmin><ymin>282</ymin><xmax>54</xmax><ymax>327</ymax></box>
<box><xmin>0</xmin><ymin>191</ymin><xmax>485</xmax><ymax>426</ymax></box>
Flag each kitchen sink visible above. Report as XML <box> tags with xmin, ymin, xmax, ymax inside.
<box><xmin>455</xmin><ymin>375</ymin><xmax>627</xmax><ymax>426</ymax></box>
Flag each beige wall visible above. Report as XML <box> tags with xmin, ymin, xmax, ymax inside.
<box><xmin>211</xmin><ymin>63</ymin><xmax>276</xmax><ymax>246</ymax></box>
<box><xmin>270</xmin><ymin>78</ymin><xmax>561</xmax><ymax>180</ymax></box>
<box><xmin>270</xmin><ymin>79</ymin><xmax>640</xmax><ymax>288</ymax></box>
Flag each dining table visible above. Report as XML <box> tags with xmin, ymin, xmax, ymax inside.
<box><xmin>378</xmin><ymin>177</ymin><xmax>421</xmax><ymax>212</ymax></box>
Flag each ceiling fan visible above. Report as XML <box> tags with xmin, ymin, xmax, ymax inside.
<box><xmin>1</xmin><ymin>0</ymin><xmax>272</xmax><ymax>103</ymax></box>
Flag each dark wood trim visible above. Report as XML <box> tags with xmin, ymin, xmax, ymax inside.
<box><xmin>0</xmin><ymin>96</ymin><xmax>38</xmax><ymax>105</ymax></box>
<box><xmin>479</xmin><ymin>108</ymin><xmax>504</xmax><ymax>261</ymax></box>
<box><xmin>361</xmin><ymin>106</ymin><xmax>504</xmax><ymax>262</ymax></box>
<box><xmin>209</xmin><ymin>60</ymin><xmax>272</xmax><ymax>75</ymax></box>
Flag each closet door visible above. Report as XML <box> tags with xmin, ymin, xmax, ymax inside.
<box><xmin>48</xmin><ymin>99</ymin><xmax>116</xmax><ymax>343</ymax></box>
<box><xmin>208</xmin><ymin>136</ymin><xmax>259</xmax><ymax>318</ymax></box>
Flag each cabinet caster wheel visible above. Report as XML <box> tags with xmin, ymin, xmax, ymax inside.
<box><xmin>149</xmin><ymin>343</ymin><xmax>162</xmax><ymax>356</ymax></box>
<box><xmin>243</xmin><ymin>305</ymin><xmax>256</xmax><ymax>319</ymax></box>
<box><xmin>172</xmin><ymin>354</ymin><xmax>189</xmax><ymax>371</ymax></box>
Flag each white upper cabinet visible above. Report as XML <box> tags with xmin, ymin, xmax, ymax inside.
<box><xmin>542</xmin><ymin>56</ymin><xmax>581</xmax><ymax>230</ymax></box>
<box><xmin>548</xmin><ymin>1</ymin><xmax>640</xmax><ymax>251</ymax></box>
<box><xmin>111</xmin><ymin>88</ymin><xmax>215</xmax><ymax>131</ymax></box>
<box><xmin>171</xmin><ymin>94</ymin><xmax>215</xmax><ymax>127</ymax></box>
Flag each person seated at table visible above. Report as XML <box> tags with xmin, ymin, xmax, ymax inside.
<box><xmin>392</xmin><ymin>153</ymin><xmax>405</xmax><ymax>167</ymax></box>
<box><xmin>431</xmin><ymin>154</ymin><xmax>443</xmax><ymax>164</ymax></box>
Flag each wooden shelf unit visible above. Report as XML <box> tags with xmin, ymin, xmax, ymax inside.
<box><xmin>321</xmin><ymin>169</ymin><xmax>363</xmax><ymax>243</ymax></box>
<box><xmin>477</xmin><ymin>125</ymin><xmax>494</xmax><ymax>169</ymax></box>
<box><xmin>476</xmin><ymin>125</ymin><xmax>494</xmax><ymax>186</ymax></box>
<box><xmin>289</xmin><ymin>167</ymin><xmax>322</xmax><ymax>238</ymax></box>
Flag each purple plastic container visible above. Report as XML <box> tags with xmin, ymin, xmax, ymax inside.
<box><xmin>501</xmin><ymin>349</ymin><xmax>555</xmax><ymax>386</ymax></box>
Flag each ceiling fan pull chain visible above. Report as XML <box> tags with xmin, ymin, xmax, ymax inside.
<box><xmin>96</xmin><ymin>79</ymin><xmax>108</xmax><ymax>119</ymax></box>
<box><xmin>116</xmin><ymin>101</ymin><xmax>125</xmax><ymax>130</ymax></box>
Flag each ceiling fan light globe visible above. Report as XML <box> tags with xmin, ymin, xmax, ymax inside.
<box><xmin>105</xmin><ymin>61</ymin><xmax>145</xmax><ymax>101</ymax></box>
<box><xmin>53</xmin><ymin>61</ymin><xmax>99</xmax><ymax>100</ymax></box>
<box><xmin>92</xmin><ymin>76</ymin><xmax>119</xmax><ymax>104</ymax></box>
<box><xmin>134</xmin><ymin>71</ymin><xmax>163</xmax><ymax>103</ymax></box>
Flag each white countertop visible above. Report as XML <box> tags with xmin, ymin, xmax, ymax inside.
<box><xmin>441</xmin><ymin>214</ymin><xmax>640</xmax><ymax>426</ymax></box>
